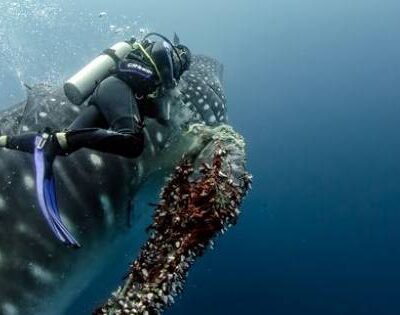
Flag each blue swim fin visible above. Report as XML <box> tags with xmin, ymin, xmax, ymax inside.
<box><xmin>34</xmin><ymin>135</ymin><xmax>80</xmax><ymax>248</ymax></box>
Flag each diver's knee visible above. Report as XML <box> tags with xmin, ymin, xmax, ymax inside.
<box><xmin>99</xmin><ymin>76</ymin><xmax>129</xmax><ymax>94</ymax></box>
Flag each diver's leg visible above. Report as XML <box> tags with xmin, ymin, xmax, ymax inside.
<box><xmin>0</xmin><ymin>103</ymin><xmax>108</xmax><ymax>154</ymax></box>
<box><xmin>1</xmin><ymin>76</ymin><xmax>145</xmax><ymax>158</ymax></box>
<box><xmin>89</xmin><ymin>75</ymin><xmax>142</xmax><ymax>133</ymax></box>
<box><xmin>1</xmin><ymin>133</ymin><xmax>37</xmax><ymax>153</ymax></box>
<box><xmin>61</xmin><ymin>127</ymin><xmax>144</xmax><ymax>158</ymax></box>
<box><xmin>68</xmin><ymin>104</ymin><xmax>108</xmax><ymax>129</ymax></box>
<box><xmin>58</xmin><ymin>76</ymin><xmax>145</xmax><ymax>158</ymax></box>
<box><xmin>1</xmin><ymin>126</ymin><xmax>144</xmax><ymax>159</ymax></box>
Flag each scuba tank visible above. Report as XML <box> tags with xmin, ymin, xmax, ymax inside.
<box><xmin>64</xmin><ymin>41</ymin><xmax>133</xmax><ymax>105</ymax></box>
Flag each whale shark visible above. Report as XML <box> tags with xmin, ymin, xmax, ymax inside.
<box><xmin>0</xmin><ymin>55</ymin><xmax>247</xmax><ymax>315</ymax></box>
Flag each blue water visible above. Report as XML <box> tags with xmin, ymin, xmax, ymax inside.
<box><xmin>1</xmin><ymin>0</ymin><xmax>400</xmax><ymax>314</ymax></box>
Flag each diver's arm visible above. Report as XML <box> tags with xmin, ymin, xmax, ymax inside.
<box><xmin>151</xmin><ymin>40</ymin><xmax>176</xmax><ymax>89</ymax></box>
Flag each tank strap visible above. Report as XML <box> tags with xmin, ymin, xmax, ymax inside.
<box><xmin>103</xmin><ymin>48</ymin><xmax>122</xmax><ymax>64</ymax></box>
<box><xmin>135</xmin><ymin>42</ymin><xmax>162</xmax><ymax>83</ymax></box>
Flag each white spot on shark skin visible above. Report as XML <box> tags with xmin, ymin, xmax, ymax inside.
<box><xmin>137</xmin><ymin>161</ymin><xmax>144</xmax><ymax>179</ymax></box>
<box><xmin>2</xmin><ymin>303</ymin><xmax>18</xmax><ymax>315</ymax></box>
<box><xmin>156</xmin><ymin>132</ymin><xmax>163</xmax><ymax>143</ymax></box>
<box><xmin>143</xmin><ymin>128</ymin><xmax>156</xmax><ymax>156</ymax></box>
<box><xmin>28</xmin><ymin>262</ymin><xmax>54</xmax><ymax>284</ymax></box>
<box><xmin>89</xmin><ymin>153</ymin><xmax>103</xmax><ymax>168</ymax></box>
<box><xmin>100</xmin><ymin>194</ymin><xmax>114</xmax><ymax>226</ymax></box>
<box><xmin>72</xmin><ymin>105</ymin><xmax>80</xmax><ymax>113</ymax></box>
<box><xmin>203</xmin><ymin>104</ymin><xmax>210</xmax><ymax>111</ymax></box>
<box><xmin>208</xmin><ymin>115</ymin><xmax>216</xmax><ymax>123</ymax></box>
<box><xmin>198</xmin><ymin>98</ymin><xmax>204</xmax><ymax>104</ymax></box>
<box><xmin>0</xmin><ymin>196</ymin><xmax>6</xmax><ymax>211</ymax></box>
<box><xmin>21</xmin><ymin>125</ymin><xmax>29</xmax><ymax>132</ymax></box>
<box><xmin>197</xmin><ymin>86</ymin><xmax>202</xmax><ymax>91</ymax></box>
<box><xmin>50</xmin><ymin>98</ymin><xmax>56</xmax><ymax>102</ymax></box>
<box><xmin>39</xmin><ymin>112</ymin><xmax>47</xmax><ymax>118</ymax></box>
<box><xmin>23</xmin><ymin>175</ymin><xmax>34</xmax><ymax>190</ymax></box>
<box><xmin>16</xmin><ymin>222</ymin><xmax>28</xmax><ymax>234</ymax></box>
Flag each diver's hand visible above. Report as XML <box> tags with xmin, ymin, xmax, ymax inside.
<box><xmin>161</xmin><ymin>79</ymin><xmax>177</xmax><ymax>92</ymax></box>
<box><xmin>159</xmin><ymin>83</ymin><xmax>181</xmax><ymax>99</ymax></box>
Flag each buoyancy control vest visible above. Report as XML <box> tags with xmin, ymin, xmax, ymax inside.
<box><xmin>116</xmin><ymin>40</ymin><xmax>162</xmax><ymax>96</ymax></box>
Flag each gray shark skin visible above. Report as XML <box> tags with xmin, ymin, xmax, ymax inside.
<box><xmin>0</xmin><ymin>55</ymin><xmax>228</xmax><ymax>315</ymax></box>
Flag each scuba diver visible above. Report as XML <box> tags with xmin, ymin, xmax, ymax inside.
<box><xmin>0</xmin><ymin>32</ymin><xmax>191</xmax><ymax>247</ymax></box>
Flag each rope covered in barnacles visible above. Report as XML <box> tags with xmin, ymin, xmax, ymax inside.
<box><xmin>94</xmin><ymin>125</ymin><xmax>251</xmax><ymax>315</ymax></box>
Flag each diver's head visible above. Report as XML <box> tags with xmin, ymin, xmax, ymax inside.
<box><xmin>175</xmin><ymin>44</ymin><xmax>191</xmax><ymax>75</ymax></box>
<box><xmin>142</xmin><ymin>32</ymin><xmax>191</xmax><ymax>77</ymax></box>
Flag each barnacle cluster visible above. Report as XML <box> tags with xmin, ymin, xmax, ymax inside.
<box><xmin>94</xmin><ymin>140</ymin><xmax>251</xmax><ymax>315</ymax></box>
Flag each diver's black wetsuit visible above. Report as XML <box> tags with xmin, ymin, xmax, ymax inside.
<box><xmin>6</xmin><ymin>37</ymin><xmax>187</xmax><ymax>158</ymax></box>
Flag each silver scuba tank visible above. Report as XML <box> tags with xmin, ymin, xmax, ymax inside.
<box><xmin>64</xmin><ymin>41</ymin><xmax>133</xmax><ymax>105</ymax></box>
